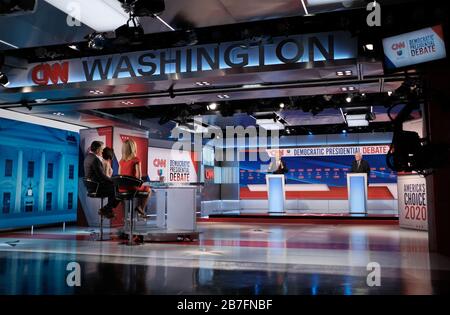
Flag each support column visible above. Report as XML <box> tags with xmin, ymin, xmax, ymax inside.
<box><xmin>38</xmin><ymin>152</ymin><xmax>45</xmax><ymax>212</ymax></box>
<box><xmin>14</xmin><ymin>150</ymin><xmax>23</xmax><ymax>213</ymax></box>
<box><xmin>425</xmin><ymin>62</ymin><xmax>450</xmax><ymax>257</ymax></box>
<box><xmin>57</xmin><ymin>154</ymin><xmax>65</xmax><ymax>211</ymax></box>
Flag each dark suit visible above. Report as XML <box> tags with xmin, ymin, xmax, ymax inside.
<box><xmin>84</xmin><ymin>152</ymin><xmax>119</xmax><ymax>212</ymax></box>
<box><xmin>351</xmin><ymin>159</ymin><xmax>371</xmax><ymax>177</ymax></box>
<box><xmin>271</xmin><ymin>159</ymin><xmax>288</xmax><ymax>174</ymax></box>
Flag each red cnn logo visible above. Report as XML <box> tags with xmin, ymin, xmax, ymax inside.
<box><xmin>391</xmin><ymin>42</ymin><xmax>406</xmax><ymax>51</ymax></box>
<box><xmin>153</xmin><ymin>159</ymin><xmax>166</xmax><ymax>168</ymax></box>
<box><xmin>31</xmin><ymin>62</ymin><xmax>69</xmax><ymax>85</ymax></box>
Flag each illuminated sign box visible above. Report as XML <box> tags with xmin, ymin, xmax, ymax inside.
<box><xmin>383</xmin><ymin>25</ymin><xmax>447</xmax><ymax>70</ymax></box>
<box><xmin>6</xmin><ymin>31</ymin><xmax>357</xmax><ymax>88</ymax></box>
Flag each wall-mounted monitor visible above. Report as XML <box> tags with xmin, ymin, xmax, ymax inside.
<box><xmin>382</xmin><ymin>25</ymin><xmax>447</xmax><ymax>70</ymax></box>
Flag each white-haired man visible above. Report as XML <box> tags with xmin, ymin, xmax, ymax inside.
<box><xmin>351</xmin><ymin>152</ymin><xmax>371</xmax><ymax>178</ymax></box>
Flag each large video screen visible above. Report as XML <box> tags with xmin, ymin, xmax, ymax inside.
<box><xmin>239</xmin><ymin>145</ymin><xmax>397</xmax><ymax>188</ymax></box>
<box><xmin>0</xmin><ymin>117</ymin><xmax>79</xmax><ymax>228</ymax></box>
<box><xmin>383</xmin><ymin>25</ymin><xmax>447</xmax><ymax>70</ymax></box>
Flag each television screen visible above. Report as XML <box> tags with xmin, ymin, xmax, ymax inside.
<box><xmin>382</xmin><ymin>25</ymin><xmax>447</xmax><ymax>70</ymax></box>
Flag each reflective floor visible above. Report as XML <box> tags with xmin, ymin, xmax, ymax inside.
<box><xmin>0</xmin><ymin>222</ymin><xmax>449</xmax><ymax>295</ymax></box>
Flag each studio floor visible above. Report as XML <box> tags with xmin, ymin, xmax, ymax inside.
<box><xmin>0</xmin><ymin>222</ymin><xmax>449</xmax><ymax>295</ymax></box>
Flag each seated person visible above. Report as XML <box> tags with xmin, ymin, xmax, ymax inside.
<box><xmin>84</xmin><ymin>141</ymin><xmax>120</xmax><ymax>219</ymax></box>
<box><xmin>119</xmin><ymin>139</ymin><xmax>151</xmax><ymax>219</ymax></box>
<box><xmin>101</xmin><ymin>146</ymin><xmax>114</xmax><ymax>178</ymax></box>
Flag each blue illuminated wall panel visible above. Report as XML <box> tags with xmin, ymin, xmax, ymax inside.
<box><xmin>0</xmin><ymin>117</ymin><xmax>79</xmax><ymax>229</ymax></box>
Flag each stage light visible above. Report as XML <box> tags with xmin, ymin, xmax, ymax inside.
<box><xmin>308</xmin><ymin>131</ymin><xmax>313</xmax><ymax>135</ymax></box>
<box><xmin>387</xmin><ymin>91</ymin><xmax>393</xmax><ymax>96</ymax></box>
<box><xmin>87</xmin><ymin>33</ymin><xmax>107</xmax><ymax>50</ymax></box>
<box><xmin>68</xmin><ymin>45</ymin><xmax>79</xmax><ymax>51</ymax></box>
<box><xmin>0</xmin><ymin>72</ymin><xmax>9</xmax><ymax>87</ymax></box>
<box><xmin>342</xmin><ymin>129</ymin><xmax>347</xmax><ymax>134</ymax></box>
<box><xmin>279</xmin><ymin>102</ymin><xmax>285</xmax><ymax>109</ymax></box>
<box><xmin>115</xmin><ymin>19</ymin><xmax>145</xmax><ymax>45</ymax></box>
<box><xmin>207</xmin><ymin>102</ymin><xmax>218</xmax><ymax>111</ymax></box>
<box><xmin>217</xmin><ymin>94</ymin><xmax>230</xmax><ymax>99</ymax></box>
<box><xmin>345</xmin><ymin>95</ymin><xmax>352</xmax><ymax>103</ymax></box>
<box><xmin>365</xmin><ymin>44</ymin><xmax>374</xmax><ymax>51</ymax></box>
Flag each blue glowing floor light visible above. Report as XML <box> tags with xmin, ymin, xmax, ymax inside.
<box><xmin>347</xmin><ymin>173</ymin><xmax>368</xmax><ymax>214</ymax></box>
<box><xmin>266</xmin><ymin>174</ymin><xmax>286</xmax><ymax>213</ymax></box>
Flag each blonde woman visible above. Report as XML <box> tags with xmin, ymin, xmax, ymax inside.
<box><xmin>119</xmin><ymin>139</ymin><xmax>151</xmax><ymax>219</ymax></box>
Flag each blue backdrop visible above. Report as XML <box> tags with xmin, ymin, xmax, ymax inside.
<box><xmin>239</xmin><ymin>148</ymin><xmax>397</xmax><ymax>187</ymax></box>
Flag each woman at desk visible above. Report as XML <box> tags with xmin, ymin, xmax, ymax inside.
<box><xmin>268</xmin><ymin>151</ymin><xmax>288</xmax><ymax>174</ymax></box>
<box><xmin>119</xmin><ymin>139</ymin><xmax>151</xmax><ymax>219</ymax></box>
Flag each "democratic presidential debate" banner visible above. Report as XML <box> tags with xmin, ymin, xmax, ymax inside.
<box><xmin>240</xmin><ymin>145</ymin><xmax>396</xmax><ymax>188</ymax></box>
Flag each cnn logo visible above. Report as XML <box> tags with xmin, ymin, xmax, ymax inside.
<box><xmin>391</xmin><ymin>42</ymin><xmax>405</xmax><ymax>50</ymax></box>
<box><xmin>31</xmin><ymin>62</ymin><xmax>69</xmax><ymax>85</ymax></box>
<box><xmin>153</xmin><ymin>159</ymin><xmax>166</xmax><ymax>168</ymax></box>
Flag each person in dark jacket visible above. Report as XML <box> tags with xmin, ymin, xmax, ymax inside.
<box><xmin>268</xmin><ymin>150</ymin><xmax>288</xmax><ymax>174</ymax></box>
<box><xmin>350</xmin><ymin>152</ymin><xmax>371</xmax><ymax>177</ymax></box>
<box><xmin>84</xmin><ymin>141</ymin><xmax>119</xmax><ymax>219</ymax></box>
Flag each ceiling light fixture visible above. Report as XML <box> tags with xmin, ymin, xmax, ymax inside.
<box><xmin>242</xmin><ymin>84</ymin><xmax>262</xmax><ymax>88</ymax></box>
<box><xmin>207</xmin><ymin>102</ymin><xmax>218</xmax><ymax>111</ymax></box>
<box><xmin>89</xmin><ymin>89</ymin><xmax>104</xmax><ymax>95</ymax></box>
<box><xmin>121</xmin><ymin>100</ymin><xmax>134</xmax><ymax>105</ymax></box>
<box><xmin>0</xmin><ymin>39</ymin><xmax>19</xmax><ymax>49</ymax></box>
<box><xmin>154</xmin><ymin>15</ymin><xmax>175</xmax><ymax>31</ymax></box>
<box><xmin>44</xmin><ymin>0</ymin><xmax>129</xmax><ymax>32</ymax></box>
<box><xmin>195</xmin><ymin>81</ymin><xmax>210</xmax><ymax>86</ymax></box>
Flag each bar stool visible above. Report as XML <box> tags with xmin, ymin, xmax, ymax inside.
<box><xmin>111</xmin><ymin>175</ymin><xmax>143</xmax><ymax>246</ymax></box>
<box><xmin>83</xmin><ymin>178</ymin><xmax>108</xmax><ymax>241</ymax></box>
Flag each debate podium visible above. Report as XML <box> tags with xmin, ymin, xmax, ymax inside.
<box><xmin>346</xmin><ymin>173</ymin><xmax>368</xmax><ymax>214</ymax></box>
<box><xmin>266</xmin><ymin>174</ymin><xmax>286</xmax><ymax>213</ymax></box>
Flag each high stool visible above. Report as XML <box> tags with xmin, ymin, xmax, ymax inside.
<box><xmin>83</xmin><ymin>178</ymin><xmax>108</xmax><ymax>241</ymax></box>
<box><xmin>111</xmin><ymin>175</ymin><xmax>143</xmax><ymax>246</ymax></box>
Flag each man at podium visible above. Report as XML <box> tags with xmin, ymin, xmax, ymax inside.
<box><xmin>268</xmin><ymin>151</ymin><xmax>288</xmax><ymax>174</ymax></box>
<box><xmin>350</xmin><ymin>152</ymin><xmax>371</xmax><ymax>177</ymax></box>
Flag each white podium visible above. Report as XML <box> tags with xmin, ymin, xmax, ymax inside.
<box><xmin>266</xmin><ymin>174</ymin><xmax>286</xmax><ymax>213</ymax></box>
<box><xmin>347</xmin><ymin>173</ymin><xmax>368</xmax><ymax>214</ymax></box>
